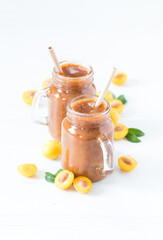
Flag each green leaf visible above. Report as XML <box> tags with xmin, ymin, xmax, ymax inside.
<box><xmin>45</xmin><ymin>169</ymin><xmax>63</xmax><ymax>183</ymax></box>
<box><xmin>109</xmin><ymin>91</ymin><xmax>116</xmax><ymax>99</ymax></box>
<box><xmin>126</xmin><ymin>132</ymin><xmax>141</xmax><ymax>143</ymax></box>
<box><xmin>55</xmin><ymin>169</ymin><xmax>63</xmax><ymax>175</ymax></box>
<box><xmin>128</xmin><ymin>128</ymin><xmax>145</xmax><ymax>137</ymax></box>
<box><xmin>117</xmin><ymin>95</ymin><xmax>127</xmax><ymax>104</ymax></box>
<box><xmin>45</xmin><ymin>172</ymin><xmax>55</xmax><ymax>178</ymax></box>
<box><xmin>45</xmin><ymin>175</ymin><xmax>55</xmax><ymax>183</ymax></box>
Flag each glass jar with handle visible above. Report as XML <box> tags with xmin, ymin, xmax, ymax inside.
<box><xmin>61</xmin><ymin>95</ymin><xmax>114</xmax><ymax>182</ymax></box>
<box><xmin>32</xmin><ymin>61</ymin><xmax>96</xmax><ymax>141</ymax></box>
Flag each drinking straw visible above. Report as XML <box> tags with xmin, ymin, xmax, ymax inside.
<box><xmin>95</xmin><ymin>67</ymin><xmax>117</xmax><ymax>107</ymax></box>
<box><xmin>48</xmin><ymin>46</ymin><xmax>63</xmax><ymax>74</ymax></box>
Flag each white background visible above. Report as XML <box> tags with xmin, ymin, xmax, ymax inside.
<box><xmin>0</xmin><ymin>0</ymin><xmax>163</xmax><ymax>239</ymax></box>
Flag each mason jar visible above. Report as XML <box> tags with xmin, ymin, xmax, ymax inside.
<box><xmin>61</xmin><ymin>95</ymin><xmax>114</xmax><ymax>182</ymax></box>
<box><xmin>32</xmin><ymin>61</ymin><xmax>96</xmax><ymax>141</ymax></box>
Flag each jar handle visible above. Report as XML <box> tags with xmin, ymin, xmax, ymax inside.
<box><xmin>97</xmin><ymin>135</ymin><xmax>113</xmax><ymax>175</ymax></box>
<box><xmin>32</xmin><ymin>88</ymin><xmax>49</xmax><ymax>125</ymax></box>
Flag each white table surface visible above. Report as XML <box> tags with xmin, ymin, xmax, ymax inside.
<box><xmin>0</xmin><ymin>0</ymin><xmax>163</xmax><ymax>239</ymax></box>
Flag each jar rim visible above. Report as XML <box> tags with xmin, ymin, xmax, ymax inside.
<box><xmin>67</xmin><ymin>95</ymin><xmax>111</xmax><ymax>118</ymax></box>
<box><xmin>53</xmin><ymin>60</ymin><xmax>94</xmax><ymax>82</ymax></box>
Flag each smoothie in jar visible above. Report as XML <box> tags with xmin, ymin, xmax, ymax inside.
<box><xmin>61</xmin><ymin>95</ymin><xmax>114</xmax><ymax>182</ymax></box>
<box><xmin>48</xmin><ymin>61</ymin><xmax>96</xmax><ymax>141</ymax></box>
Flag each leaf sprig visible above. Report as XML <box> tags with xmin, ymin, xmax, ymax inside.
<box><xmin>126</xmin><ymin>128</ymin><xmax>145</xmax><ymax>143</ymax></box>
<box><xmin>45</xmin><ymin>169</ymin><xmax>62</xmax><ymax>183</ymax></box>
<box><xmin>110</xmin><ymin>91</ymin><xmax>127</xmax><ymax>104</ymax></box>
<box><xmin>117</xmin><ymin>94</ymin><xmax>127</xmax><ymax>104</ymax></box>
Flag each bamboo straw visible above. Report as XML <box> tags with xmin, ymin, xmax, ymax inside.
<box><xmin>48</xmin><ymin>46</ymin><xmax>63</xmax><ymax>73</ymax></box>
<box><xmin>95</xmin><ymin>67</ymin><xmax>117</xmax><ymax>107</ymax></box>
